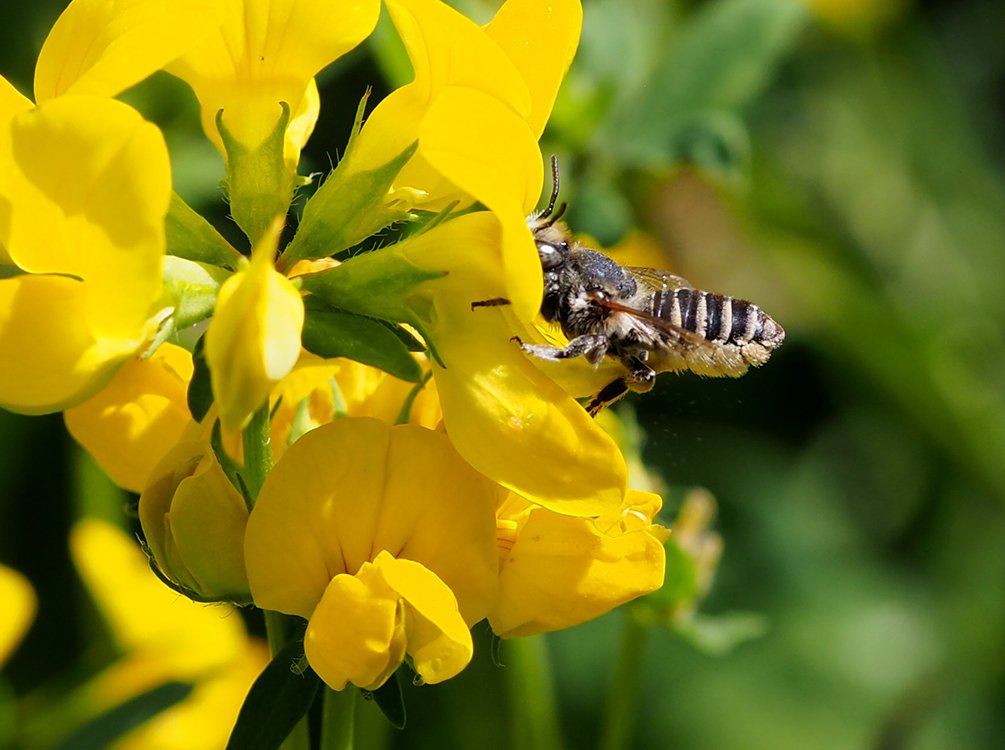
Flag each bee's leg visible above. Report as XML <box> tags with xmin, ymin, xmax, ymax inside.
<box><xmin>471</xmin><ymin>297</ymin><xmax>511</xmax><ymax>310</ymax></box>
<box><xmin>586</xmin><ymin>379</ymin><xmax>628</xmax><ymax>416</ymax></box>
<box><xmin>622</xmin><ymin>356</ymin><xmax>657</xmax><ymax>393</ymax></box>
<box><xmin>514</xmin><ymin>334</ymin><xmax>609</xmax><ymax>363</ymax></box>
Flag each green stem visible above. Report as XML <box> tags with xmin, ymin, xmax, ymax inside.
<box><xmin>597</xmin><ymin>612</ymin><xmax>649</xmax><ymax>750</ymax></box>
<box><xmin>245</xmin><ymin>407</ymin><xmax>309</xmax><ymax>750</ymax></box>
<box><xmin>242</xmin><ymin>403</ymin><xmax>273</xmax><ymax>504</ymax></box>
<box><xmin>504</xmin><ymin>636</ymin><xmax>564</xmax><ymax>750</ymax></box>
<box><xmin>320</xmin><ymin>688</ymin><xmax>356</xmax><ymax>750</ymax></box>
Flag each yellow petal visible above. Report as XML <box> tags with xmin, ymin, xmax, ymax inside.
<box><xmin>305</xmin><ymin>551</ymin><xmax>472</xmax><ymax>690</ymax></box>
<box><xmin>484</xmin><ymin>0</ymin><xmax>582</xmax><ymax>138</ymax></box>
<box><xmin>205</xmin><ymin>221</ymin><xmax>304</xmax><ymax>431</ymax></box>
<box><xmin>386</xmin><ymin>0</ymin><xmax>530</xmax><ymax>115</ymax></box>
<box><xmin>372</xmin><ymin>552</ymin><xmax>473</xmax><ymax>685</ymax></box>
<box><xmin>305</xmin><ymin>564</ymin><xmax>406</xmax><ymax>691</ymax></box>
<box><xmin>244</xmin><ymin>418</ymin><xmax>497</xmax><ymax>622</ymax></box>
<box><xmin>400</xmin><ymin>213</ymin><xmax>627</xmax><ymax>515</ymax></box>
<box><xmin>64</xmin><ymin>343</ymin><xmax>195</xmax><ymax>493</ymax></box>
<box><xmin>167</xmin><ymin>0</ymin><xmax>379</xmax><ymax>163</ymax></box>
<box><xmin>347</xmin><ymin>0</ymin><xmax>531</xmax><ymax>175</ymax></box>
<box><xmin>34</xmin><ymin>0</ymin><xmax>229</xmax><ymax>101</ymax></box>
<box><xmin>490</xmin><ymin>490</ymin><xmax>667</xmax><ymax>638</ymax></box>
<box><xmin>0</xmin><ymin>275</ymin><xmax>135</xmax><ymax>413</ymax></box>
<box><xmin>0</xmin><ymin>76</ymin><xmax>32</xmax><ymax>121</ymax></box>
<box><xmin>0</xmin><ymin>564</ymin><xmax>35</xmax><ymax>666</ymax></box>
<box><xmin>0</xmin><ymin>96</ymin><xmax>169</xmax><ymax>338</ymax></box>
<box><xmin>415</xmin><ymin>85</ymin><xmax>543</xmax><ymax>317</ymax></box>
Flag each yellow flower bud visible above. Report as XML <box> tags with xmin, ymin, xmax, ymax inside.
<box><xmin>139</xmin><ymin>441</ymin><xmax>251</xmax><ymax>603</ymax></box>
<box><xmin>205</xmin><ymin>219</ymin><xmax>304</xmax><ymax>431</ymax></box>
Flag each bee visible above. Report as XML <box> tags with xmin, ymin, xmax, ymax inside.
<box><xmin>512</xmin><ymin>158</ymin><xmax>785</xmax><ymax>416</ymax></box>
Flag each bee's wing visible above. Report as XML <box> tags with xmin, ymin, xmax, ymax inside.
<box><xmin>626</xmin><ymin>267</ymin><xmax>694</xmax><ymax>294</ymax></box>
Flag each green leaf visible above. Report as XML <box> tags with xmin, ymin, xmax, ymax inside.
<box><xmin>225</xmin><ymin>632</ymin><xmax>321</xmax><ymax>750</ymax></box>
<box><xmin>281</xmin><ymin>138</ymin><xmax>418</xmax><ymax>266</ymax></box>
<box><xmin>53</xmin><ymin>681</ymin><xmax>193</xmax><ymax>750</ymax></box>
<box><xmin>599</xmin><ymin>0</ymin><xmax>807</xmax><ymax>168</ymax></box>
<box><xmin>299</xmin><ymin>246</ymin><xmax>444</xmax><ymax>331</ymax></box>
<box><xmin>187</xmin><ymin>335</ymin><xmax>213</xmax><ymax>423</ymax></box>
<box><xmin>166</xmin><ymin>192</ymin><xmax>244</xmax><ymax>269</ymax></box>
<box><xmin>363</xmin><ymin>670</ymin><xmax>406</xmax><ymax>730</ymax></box>
<box><xmin>301</xmin><ymin>302</ymin><xmax>423</xmax><ymax>382</ymax></box>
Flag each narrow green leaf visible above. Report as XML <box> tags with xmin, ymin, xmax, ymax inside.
<box><xmin>302</xmin><ymin>302</ymin><xmax>422</xmax><ymax>382</ymax></box>
<box><xmin>166</xmin><ymin>192</ymin><xmax>244</xmax><ymax>269</ymax></box>
<box><xmin>186</xmin><ymin>336</ymin><xmax>213</xmax><ymax>423</ymax></box>
<box><xmin>299</xmin><ymin>245</ymin><xmax>444</xmax><ymax>328</ymax></box>
<box><xmin>53</xmin><ymin>681</ymin><xmax>193</xmax><ymax>750</ymax></box>
<box><xmin>364</xmin><ymin>670</ymin><xmax>406</xmax><ymax>730</ymax></box>
<box><xmin>225</xmin><ymin>631</ymin><xmax>321</xmax><ymax>750</ymax></box>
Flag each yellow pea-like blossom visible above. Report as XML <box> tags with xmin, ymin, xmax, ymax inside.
<box><xmin>205</xmin><ymin>219</ymin><xmax>304</xmax><ymax>431</ymax></box>
<box><xmin>166</xmin><ymin>0</ymin><xmax>380</xmax><ymax>170</ymax></box>
<box><xmin>490</xmin><ymin>490</ymin><xmax>669</xmax><ymax>638</ymax></box>
<box><xmin>64</xmin><ymin>342</ymin><xmax>197</xmax><ymax>493</ymax></box>
<box><xmin>244</xmin><ymin>417</ymin><xmax>499</xmax><ymax>690</ymax></box>
<box><xmin>138</xmin><ymin>440</ymin><xmax>252</xmax><ymax>603</ymax></box>
<box><xmin>0</xmin><ymin>96</ymin><xmax>171</xmax><ymax>414</ymax></box>
<box><xmin>0</xmin><ymin>565</ymin><xmax>35</xmax><ymax>667</ymax></box>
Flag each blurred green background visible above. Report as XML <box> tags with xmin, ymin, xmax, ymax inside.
<box><xmin>3</xmin><ymin>0</ymin><xmax>1005</xmax><ymax>748</ymax></box>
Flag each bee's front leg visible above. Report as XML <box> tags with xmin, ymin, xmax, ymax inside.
<box><xmin>513</xmin><ymin>334</ymin><xmax>609</xmax><ymax>364</ymax></box>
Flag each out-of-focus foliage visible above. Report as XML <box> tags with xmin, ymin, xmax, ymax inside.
<box><xmin>2</xmin><ymin>0</ymin><xmax>1005</xmax><ymax>748</ymax></box>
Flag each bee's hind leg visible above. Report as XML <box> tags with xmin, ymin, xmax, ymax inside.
<box><xmin>514</xmin><ymin>334</ymin><xmax>609</xmax><ymax>363</ymax></box>
<box><xmin>586</xmin><ymin>379</ymin><xmax>628</xmax><ymax>416</ymax></box>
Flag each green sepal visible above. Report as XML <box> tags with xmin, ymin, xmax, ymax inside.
<box><xmin>298</xmin><ymin>246</ymin><xmax>445</xmax><ymax>365</ymax></box>
<box><xmin>644</xmin><ymin>534</ymin><xmax>700</xmax><ymax>615</ymax></box>
<box><xmin>225</xmin><ymin>626</ymin><xmax>321</xmax><ymax>750</ymax></box>
<box><xmin>186</xmin><ymin>335</ymin><xmax>214</xmax><ymax>423</ymax></box>
<box><xmin>166</xmin><ymin>192</ymin><xmax>244</xmax><ymax>269</ymax></box>
<box><xmin>218</xmin><ymin>102</ymin><xmax>294</xmax><ymax>245</ymax></box>
<box><xmin>281</xmin><ymin>93</ymin><xmax>417</xmax><ymax>268</ymax></box>
<box><xmin>362</xmin><ymin>669</ymin><xmax>406</xmax><ymax>730</ymax></box>
<box><xmin>161</xmin><ymin>256</ymin><xmax>230</xmax><ymax>331</ymax></box>
<box><xmin>301</xmin><ymin>298</ymin><xmax>422</xmax><ymax>382</ymax></box>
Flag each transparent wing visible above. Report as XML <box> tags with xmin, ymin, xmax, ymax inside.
<box><xmin>626</xmin><ymin>267</ymin><xmax>694</xmax><ymax>295</ymax></box>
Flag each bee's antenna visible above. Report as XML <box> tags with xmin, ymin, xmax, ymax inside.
<box><xmin>536</xmin><ymin>155</ymin><xmax>567</xmax><ymax>227</ymax></box>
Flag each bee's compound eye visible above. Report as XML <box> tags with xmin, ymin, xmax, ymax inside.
<box><xmin>537</xmin><ymin>242</ymin><xmax>563</xmax><ymax>269</ymax></box>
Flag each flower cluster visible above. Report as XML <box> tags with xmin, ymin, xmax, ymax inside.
<box><xmin>0</xmin><ymin>0</ymin><xmax>668</xmax><ymax>704</ymax></box>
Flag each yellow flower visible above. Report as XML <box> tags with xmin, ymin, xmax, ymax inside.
<box><xmin>314</xmin><ymin>211</ymin><xmax>628</xmax><ymax>515</ymax></box>
<box><xmin>63</xmin><ymin>343</ymin><xmax>197</xmax><ymax>493</ymax></box>
<box><xmin>166</xmin><ymin>0</ymin><xmax>378</xmax><ymax>169</ymax></box>
<box><xmin>244</xmin><ymin>418</ymin><xmax>498</xmax><ymax>689</ymax></box>
<box><xmin>0</xmin><ymin>96</ymin><xmax>171</xmax><ymax>414</ymax></box>
<box><xmin>70</xmin><ymin>518</ymin><xmax>268</xmax><ymax>750</ymax></box>
<box><xmin>165</xmin><ymin>0</ymin><xmax>380</xmax><ymax>241</ymax></box>
<box><xmin>0</xmin><ymin>565</ymin><xmax>35</xmax><ymax>667</ymax></box>
<box><xmin>205</xmin><ymin>219</ymin><xmax>304</xmax><ymax>431</ymax></box>
<box><xmin>138</xmin><ymin>440</ymin><xmax>251</xmax><ymax>603</ymax></box>
<box><xmin>489</xmin><ymin>489</ymin><xmax>669</xmax><ymax>638</ymax></box>
<box><xmin>0</xmin><ymin>0</ymin><xmax>215</xmax><ymax>413</ymax></box>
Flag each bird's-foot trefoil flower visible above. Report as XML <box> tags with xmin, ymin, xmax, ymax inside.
<box><xmin>244</xmin><ymin>418</ymin><xmax>499</xmax><ymax>690</ymax></box>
